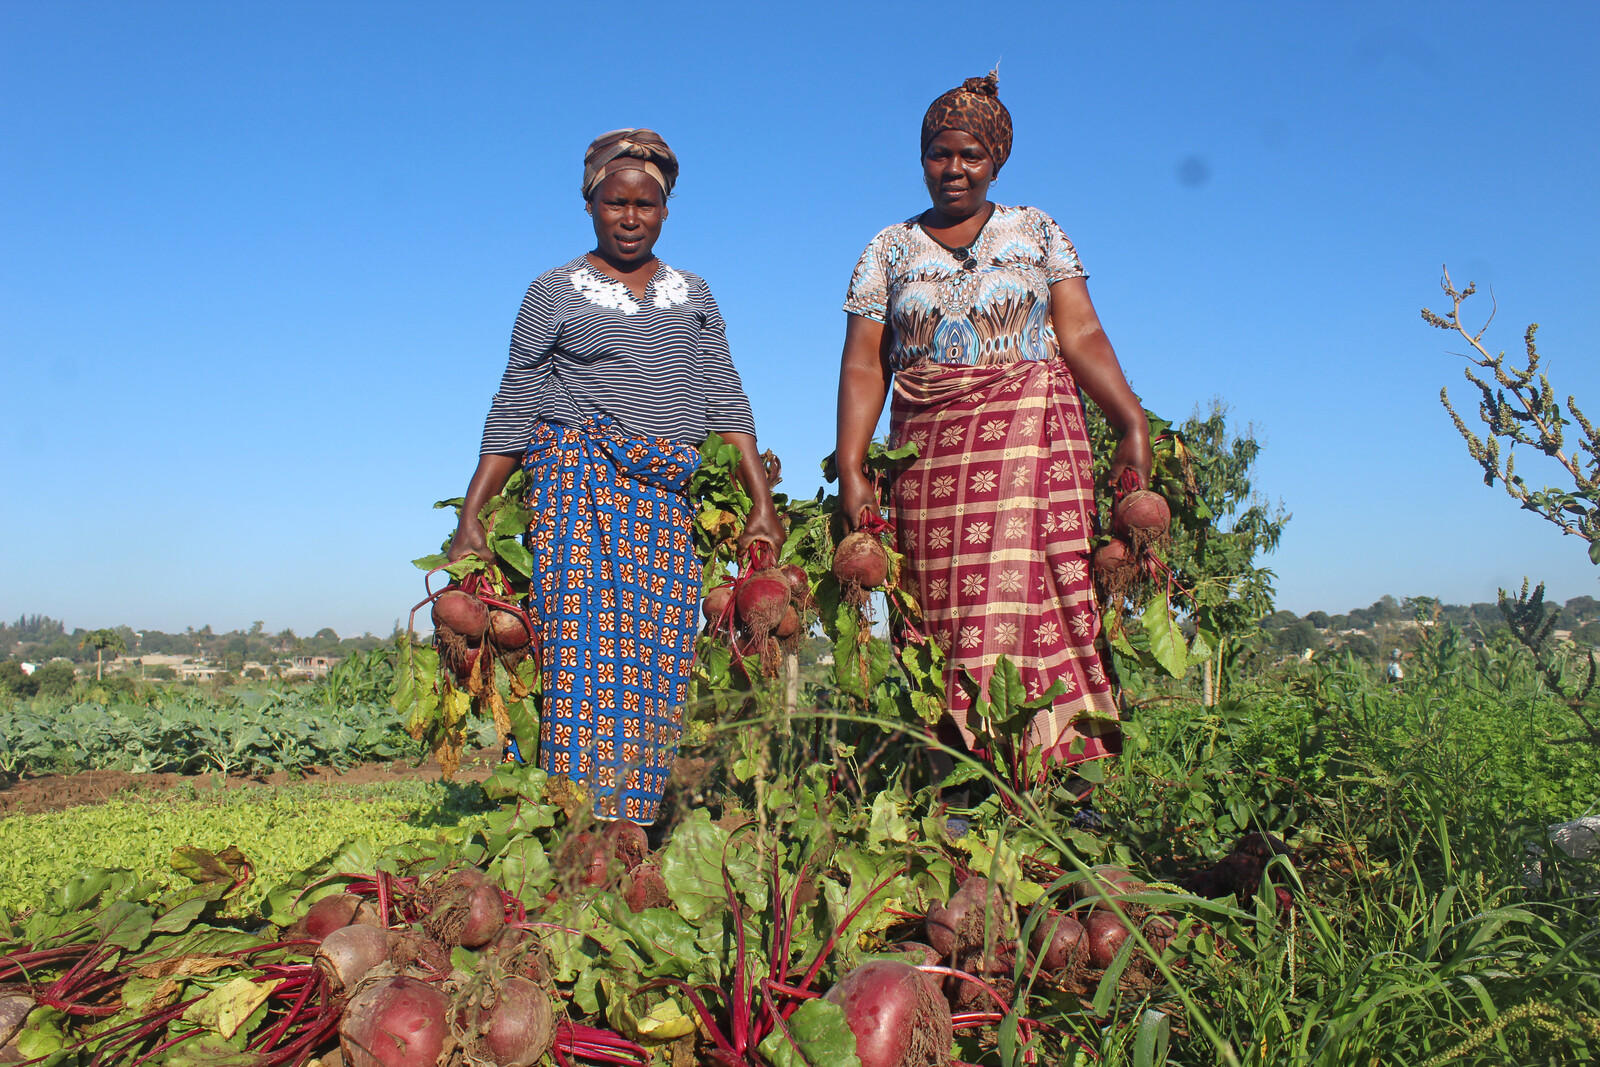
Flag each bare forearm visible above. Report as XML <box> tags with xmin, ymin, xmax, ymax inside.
<box><xmin>715</xmin><ymin>431</ymin><xmax>786</xmax><ymax>549</ymax></box>
<box><xmin>717</xmin><ymin>432</ymin><xmax>777</xmax><ymax>517</ymax></box>
<box><xmin>449</xmin><ymin>452</ymin><xmax>520</xmax><ymax>560</ymax></box>
<box><xmin>836</xmin><ymin>316</ymin><xmax>892</xmax><ymax>481</ymax></box>
<box><xmin>1061</xmin><ymin>328</ymin><xmax>1147</xmax><ymax>439</ymax></box>
<box><xmin>1049</xmin><ymin>279</ymin><xmax>1146</xmax><ymax>438</ymax></box>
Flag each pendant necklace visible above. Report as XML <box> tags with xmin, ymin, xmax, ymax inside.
<box><xmin>920</xmin><ymin>204</ymin><xmax>994</xmax><ymax>271</ymax></box>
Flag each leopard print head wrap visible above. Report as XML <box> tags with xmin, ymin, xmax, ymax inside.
<box><xmin>920</xmin><ymin>71</ymin><xmax>1012</xmax><ymax>174</ymax></box>
<box><xmin>581</xmin><ymin>128</ymin><xmax>679</xmax><ymax>200</ymax></box>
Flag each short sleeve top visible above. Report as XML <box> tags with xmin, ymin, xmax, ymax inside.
<box><xmin>480</xmin><ymin>256</ymin><xmax>758</xmax><ymax>453</ymax></box>
<box><xmin>843</xmin><ymin>204</ymin><xmax>1086</xmax><ymax>371</ymax></box>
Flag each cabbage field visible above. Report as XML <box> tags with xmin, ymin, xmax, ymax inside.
<box><xmin>2</xmin><ymin>430</ymin><xmax>1597</xmax><ymax>1066</ymax></box>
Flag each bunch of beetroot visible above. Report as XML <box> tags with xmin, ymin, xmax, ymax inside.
<box><xmin>278</xmin><ymin>862</ymin><xmax>651</xmax><ymax>1067</ymax></box>
<box><xmin>1093</xmin><ymin>469</ymin><xmax>1173</xmax><ymax>601</ymax></box>
<box><xmin>416</xmin><ymin>570</ymin><xmax>537</xmax><ymax>687</ymax></box>
<box><xmin>702</xmin><ymin>541</ymin><xmax>813</xmax><ymax>679</ymax></box>
<box><xmin>917</xmin><ymin>867</ymin><xmax>1181</xmax><ymax>1009</ymax></box>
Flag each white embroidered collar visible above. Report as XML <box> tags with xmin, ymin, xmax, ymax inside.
<box><xmin>568</xmin><ymin>261</ymin><xmax>691</xmax><ymax>315</ymax></box>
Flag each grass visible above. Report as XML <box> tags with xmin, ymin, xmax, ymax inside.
<box><xmin>0</xmin><ymin>778</ymin><xmax>492</xmax><ymax>916</ymax></box>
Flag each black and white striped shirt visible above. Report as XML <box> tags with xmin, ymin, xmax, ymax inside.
<box><xmin>479</xmin><ymin>256</ymin><xmax>757</xmax><ymax>453</ymax></box>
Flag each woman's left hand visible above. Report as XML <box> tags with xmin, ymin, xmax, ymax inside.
<box><xmin>739</xmin><ymin>506</ymin><xmax>787</xmax><ymax>555</ymax></box>
<box><xmin>1108</xmin><ymin>428</ymin><xmax>1154</xmax><ymax>491</ymax></box>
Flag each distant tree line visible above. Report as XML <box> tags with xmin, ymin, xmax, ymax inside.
<box><xmin>0</xmin><ymin>616</ymin><xmax>400</xmax><ymax>698</ymax></box>
<box><xmin>1257</xmin><ymin>594</ymin><xmax>1600</xmax><ymax>660</ymax></box>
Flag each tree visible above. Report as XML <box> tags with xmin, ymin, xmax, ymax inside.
<box><xmin>0</xmin><ymin>660</ymin><xmax>38</xmax><ymax>697</ymax></box>
<box><xmin>1429</xmin><ymin>268</ymin><xmax>1600</xmax><ymax>557</ymax></box>
<box><xmin>1275</xmin><ymin>617</ymin><xmax>1320</xmax><ymax>655</ymax></box>
<box><xmin>77</xmin><ymin>628</ymin><xmax>127</xmax><ymax>681</ymax></box>
<box><xmin>33</xmin><ymin>660</ymin><xmax>76</xmax><ymax>697</ymax></box>
<box><xmin>1307</xmin><ymin>610</ymin><xmax>1330</xmax><ymax>629</ymax></box>
<box><xmin>1086</xmin><ymin>398</ymin><xmax>1289</xmax><ymax>701</ymax></box>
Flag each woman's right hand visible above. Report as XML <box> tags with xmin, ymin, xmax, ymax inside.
<box><xmin>839</xmin><ymin>472</ymin><xmax>881</xmax><ymax>531</ymax></box>
<box><xmin>447</xmin><ymin>453</ymin><xmax>521</xmax><ymax>565</ymax></box>
<box><xmin>447</xmin><ymin>518</ymin><xmax>493</xmax><ymax>565</ymax></box>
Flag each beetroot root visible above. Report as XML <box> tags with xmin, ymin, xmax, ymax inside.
<box><xmin>432</xmin><ymin>588</ymin><xmax>489</xmax><ymax>641</ymax></box>
<box><xmin>315</xmin><ymin>924</ymin><xmax>390</xmax><ymax>993</ymax></box>
<box><xmin>1028</xmin><ymin>910</ymin><xmax>1088</xmax><ymax>974</ymax></box>
<box><xmin>623</xmin><ymin>865</ymin><xmax>672</xmax><ymax>913</ymax></box>
<box><xmin>825</xmin><ymin>960</ymin><xmax>952</xmax><ymax>1067</ymax></box>
<box><xmin>833</xmin><ymin>531</ymin><xmax>890</xmax><ymax>589</ymax></box>
<box><xmin>702</xmin><ymin>584</ymin><xmax>734</xmax><ymax>628</ymax></box>
<box><xmin>1084</xmin><ymin>911</ymin><xmax>1131</xmax><ymax>970</ymax></box>
<box><xmin>340</xmin><ymin>977</ymin><xmax>451</xmax><ymax>1067</ymax></box>
<box><xmin>601</xmin><ymin>818</ymin><xmax>650</xmax><ymax>873</ymax></box>
<box><xmin>458</xmin><ymin>975</ymin><xmax>556</xmax><ymax>1067</ymax></box>
<box><xmin>298</xmin><ymin>891</ymin><xmax>382</xmax><ymax>941</ymax></box>
<box><xmin>1112</xmin><ymin>489</ymin><xmax>1171</xmax><ymax>553</ymax></box>
<box><xmin>1092</xmin><ymin>539</ymin><xmax>1139</xmax><ymax>598</ymax></box>
<box><xmin>735</xmin><ymin>570</ymin><xmax>791</xmax><ymax>632</ymax></box>
<box><xmin>420</xmin><ymin>868</ymin><xmax>504</xmax><ymax>948</ymax></box>
<box><xmin>487</xmin><ymin>609</ymin><xmax>531</xmax><ymax>651</ymax></box>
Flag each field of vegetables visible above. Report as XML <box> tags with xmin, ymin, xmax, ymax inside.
<box><xmin>2</xmin><ymin>639</ymin><xmax>1597</xmax><ymax>1065</ymax></box>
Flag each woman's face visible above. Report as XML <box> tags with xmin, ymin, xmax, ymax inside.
<box><xmin>922</xmin><ymin>129</ymin><xmax>995</xmax><ymax>218</ymax></box>
<box><xmin>588</xmin><ymin>169</ymin><xmax>667</xmax><ymax>266</ymax></box>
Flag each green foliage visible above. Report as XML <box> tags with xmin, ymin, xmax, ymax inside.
<box><xmin>0</xmin><ymin>779</ymin><xmax>490</xmax><ymax>915</ymax></box>
<box><xmin>32</xmin><ymin>659</ymin><xmax>77</xmax><ymax>698</ymax></box>
<box><xmin>0</xmin><ymin>688</ymin><xmax>433</xmax><ymax>778</ymax></box>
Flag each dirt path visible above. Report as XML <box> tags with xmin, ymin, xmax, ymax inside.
<box><xmin>0</xmin><ymin>750</ymin><xmax>502</xmax><ymax>818</ymax></box>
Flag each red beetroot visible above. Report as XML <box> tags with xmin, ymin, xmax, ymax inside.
<box><xmin>702</xmin><ymin>584</ymin><xmax>734</xmax><ymax>627</ymax></box>
<box><xmin>825</xmin><ymin>960</ymin><xmax>952</xmax><ymax>1067</ymax></box>
<box><xmin>1073</xmin><ymin>865</ymin><xmax>1144</xmax><ymax>908</ymax></box>
<box><xmin>1092</xmin><ymin>539</ymin><xmax>1138</xmax><ymax>593</ymax></box>
<box><xmin>459</xmin><ymin>975</ymin><xmax>556</xmax><ymax>1067</ymax></box>
<box><xmin>1084</xmin><ymin>912</ymin><xmax>1131</xmax><ymax>969</ymax></box>
<box><xmin>432</xmin><ymin>588</ymin><xmax>489</xmax><ymax>640</ymax></box>
<box><xmin>778</xmin><ymin>563</ymin><xmax>814</xmax><ymax>608</ymax></box>
<box><xmin>488</xmin><ymin>609</ymin><xmax>531</xmax><ymax>651</ymax></box>
<box><xmin>735</xmin><ymin>570</ymin><xmax>791</xmax><ymax>632</ymax></box>
<box><xmin>1140</xmin><ymin>914</ymin><xmax>1178</xmax><ymax>961</ymax></box>
<box><xmin>420</xmin><ymin>869</ymin><xmax>504</xmax><ymax>948</ymax></box>
<box><xmin>1112</xmin><ymin>489</ymin><xmax>1171</xmax><ymax>550</ymax></box>
<box><xmin>601</xmin><ymin>818</ymin><xmax>650</xmax><ymax>873</ymax></box>
<box><xmin>888</xmin><ymin>942</ymin><xmax>943</xmax><ymax>967</ymax></box>
<box><xmin>623</xmin><ymin>865</ymin><xmax>671</xmax><ymax>913</ymax></box>
<box><xmin>300</xmin><ymin>892</ymin><xmax>382</xmax><ymax>940</ymax></box>
<box><xmin>315</xmin><ymin>924</ymin><xmax>390</xmax><ymax>993</ymax></box>
<box><xmin>774</xmin><ymin>604</ymin><xmax>801</xmax><ymax>639</ymax></box>
<box><xmin>833</xmin><ymin>531</ymin><xmax>889</xmax><ymax>589</ymax></box>
<box><xmin>924</xmin><ymin>876</ymin><xmax>999</xmax><ymax>957</ymax></box>
<box><xmin>340</xmin><ymin>977</ymin><xmax>451</xmax><ymax>1067</ymax></box>
<box><xmin>558</xmin><ymin>832</ymin><xmax>613</xmax><ymax>887</ymax></box>
<box><xmin>1028</xmin><ymin>910</ymin><xmax>1087</xmax><ymax>974</ymax></box>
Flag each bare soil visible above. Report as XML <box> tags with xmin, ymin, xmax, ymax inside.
<box><xmin>0</xmin><ymin>750</ymin><xmax>502</xmax><ymax>818</ymax></box>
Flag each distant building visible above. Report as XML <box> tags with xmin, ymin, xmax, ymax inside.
<box><xmin>286</xmin><ymin>655</ymin><xmax>340</xmax><ymax>679</ymax></box>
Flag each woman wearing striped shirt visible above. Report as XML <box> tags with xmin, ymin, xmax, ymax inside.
<box><xmin>449</xmin><ymin>129</ymin><xmax>782</xmax><ymax>823</ymax></box>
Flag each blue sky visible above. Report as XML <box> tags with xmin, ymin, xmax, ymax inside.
<box><xmin>2</xmin><ymin>1</ymin><xmax>1597</xmax><ymax>636</ymax></box>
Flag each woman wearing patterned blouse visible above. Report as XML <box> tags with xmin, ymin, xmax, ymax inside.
<box><xmin>451</xmin><ymin>129</ymin><xmax>783</xmax><ymax>823</ymax></box>
<box><xmin>835</xmin><ymin>74</ymin><xmax>1152</xmax><ymax>770</ymax></box>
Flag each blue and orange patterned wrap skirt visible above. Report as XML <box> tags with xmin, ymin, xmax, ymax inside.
<box><xmin>521</xmin><ymin>418</ymin><xmax>701</xmax><ymax>824</ymax></box>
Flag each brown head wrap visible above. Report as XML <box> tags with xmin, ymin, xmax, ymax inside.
<box><xmin>920</xmin><ymin>71</ymin><xmax>1012</xmax><ymax>173</ymax></box>
<box><xmin>581</xmin><ymin>128</ymin><xmax>679</xmax><ymax>200</ymax></box>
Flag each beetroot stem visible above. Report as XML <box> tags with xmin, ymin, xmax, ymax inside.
<box><xmin>795</xmin><ymin>863</ymin><xmax>908</xmax><ymax>994</ymax></box>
